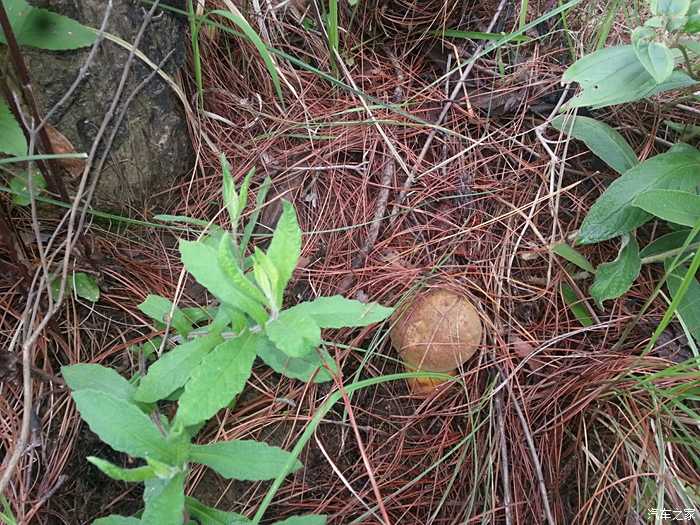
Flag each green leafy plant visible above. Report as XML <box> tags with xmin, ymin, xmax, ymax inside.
<box><xmin>560</xmin><ymin>0</ymin><xmax>699</xmax><ymax>110</ymax></box>
<box><xmin>551</xmin><ymin>0</ymin><xmax>700</xmax><ymax>347</ymax></box>
<box><xmin>62</xmin><ymin>155</ymin><xmax>394</xmax><ymax>523</ymax></box>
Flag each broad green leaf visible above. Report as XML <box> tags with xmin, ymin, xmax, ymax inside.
<box><xmin>551</xmin><ymin>243</ymin><xmax>596</xmax><ymax>273</ymax></box>
<box><xmin>640</xmin><ymin>230</ymin><xmax>700</xmax><ymax>258</ymax></box>
<box><xmin>561</xmin><ymin>46</ymin><xmax>697</xmax><ymax>110</ymax></box>
<box><xmin>686</xmin><ymin>14</ymin><xmax>700</xmax><ymax>32</ymax></box>
<box><xmin>73</xmin><ymin>272</ymin><xmax>100</xmax><ymax>302</ymax></box>
<box><xmin>180</xmin><ymin>239</ymin><xmax>268</xmax><ymax>324</ymax></box>
<box><xmin>589</xmin><ymin>235</ymin><xmax>641</xmax><ymax>306</ymax></box>
<box><xmin>87</xmin><ymin>457</ymin><xmax>156</xmax><ymax>482</ymax></box>
<box><xmin>651</xmin><ymin>0</ymin><xmax>691</xmax><ymax>15</ymax></box>
<box><xmin>10</xmin><ymin>171</ymin><xmax>46</xmax><ymax>206</ymax></box>
<box><xmin>142</xmin><ymin>473</ymin><xmax>185</xmax><ymax>525</ymax></box>
<box><xmin>209</xmin><ymin>9</ymin><xmax>283</xmax><ymax>103</ymax></box>
<box><xmin>266</xmin><ymin>201</ymin><xmax>302</xmax><ymax>305</ymax></box>
<box><xmin>93</xmin><ymin>516</ymin><xmax>141</xmax><ymax>525</ymax></box>
<box><xmin>272</xmin><ymin>516</ymin><xmax>327</xmax><ymax>525</ymax></box>
<box><xmin>190</xmin><ymin>439</ymin><xmax>302</xmax><ymax>480</ymax></box>
<box><xmin>633</xmin><ymin>190</ymin><xmax>700</xmax><ymax>227</ymax></box>
<box><xmin>577</xmin><ymin>147</ymin><xmax>700</xmax><ymax>244</ymax></box>
<box><xmin>561</xmin><ymin>283</ymin><xmax>594</xmax><ymax>327</ymax></box>
<box><xmin>634</xmin><ymin>42</ymin><xmax>675</xmax><ymax>83</ymax></box>
<box><xmin>550</xmin><ymin>115</ymin><xmax>637</xmax><ymax>174</ymax></box>
<box><xmin>665</xmin><ymin>261</ymin><xmax>700</xmax><ymax>345</ymax></box>
<box><xmin>0</xmin><ymin>98</ymin><xmax>26</xmax><ymax>156</ymax></box>
<box><xmin>218</xmin><ymin>234</ymin><xmax>266</xmax><ymax>304</ymax></box>
<box><xmin>181</xmin><ymin>305</ymin><xmax>216</xmax><ymax>325</ymax></box>
<box><xmin>134</xmin><ymin>334</ymin><xmax>223</xmax><ymax>403</ymax></box>
<box><xmin>62</xmin><ymin>364</ymin><xmax>135</xmax><ymax>402</ymax></box>
<box><xmin>289</xmin><ymin>295</ymin><xmax>394</xmax><ymax>328</ymax></box>
<box><xmin>256</xmin><ymin>337</ymin><xmax>337</xmax><ymax>383</ymax></box>
<box><xmin>0</xmin><ymin>0</ymin><xmax>96</xmax><ymax>50</ymax></box>
<box><xmin>71</xmin><ymin>390</ymin><xmax>173</xmax><ymax>462</ymax></box>
<box><xmin>138</xmin><ymin>295</ymin><xmax>193</xmax><ymax>336</ymax></box>
<box><xmin>266</xmin><ymin>308</ymin><xmax>321</xmax><ymax>358</ymax></box>
<box><xmin>176</xmin><ymin>332</ymin><xmax>257</xmax><ymax>426</ymax></box>
<box><xmin>185</xmin><ymin>497</ymin><xmax>251</xmax><ymax>525</ymax></box>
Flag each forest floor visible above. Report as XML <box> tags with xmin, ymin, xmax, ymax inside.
<box><xmin>2</xmin><ymin>0</ymin><xmax>699</xmax><ymax>524</ymax></box>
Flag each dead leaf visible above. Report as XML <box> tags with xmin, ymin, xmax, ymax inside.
<box><xmin>46</xmin><ymin>125</ymin><xmax>85</xmax><ymax>177</ymax></box>
<box><xmin>510</xmin><ymin>335</ymin><xmax>547</xmax><ymax>372</ymax></box>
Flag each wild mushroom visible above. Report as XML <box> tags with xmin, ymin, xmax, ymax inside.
<box><xmin>390</xmin><ymin>288</ymin><xmax>482</xmax><ymax>395</ymax></box>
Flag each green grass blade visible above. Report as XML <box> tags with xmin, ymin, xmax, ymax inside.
<box><xmin>327</xmin><ymin>0</ymin><xmax>339</xmax><ymax>76</ymax></box>
<box><xmin>207</xmin><ymin>8</ymin><xmax>284</xmax><ymax>104</ymax></box>
<box><xmin>432</xmin><ymin>29</ymin><xmax>531</xmax><ymax>43</ymax></box>
<box><xmin>187</xmin><ymin>0</ymin><xmax>204</xmax><ymax>109</ymax></box>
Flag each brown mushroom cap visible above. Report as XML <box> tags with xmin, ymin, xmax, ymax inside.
<box><xmin>390</xmin><ymin>289</ymin><xmax>482</xmax><ymax>376</ymax></box>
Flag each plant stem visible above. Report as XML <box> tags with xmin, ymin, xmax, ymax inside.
<box><xmin>0</xmin><ymin>0</ymin><xmax>68</xmax><ymax>200</ymax></box>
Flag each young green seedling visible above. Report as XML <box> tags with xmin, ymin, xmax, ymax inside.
<box><xmin>63</xmin><ymin>154</ymin><xmax>394</xmax><ymax>524</ymax></box>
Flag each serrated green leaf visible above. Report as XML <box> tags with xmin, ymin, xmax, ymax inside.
<box><xmin>634</xmin><ymin>42</ymin><xmax>675</xmax><ymax>83</ymax></box>
<box><xmin>266</xmin><ymin>201</ymin><xmax>302</xmax><ymax>304</ymax></box>
<box><xmin>0</xmin><ymin>0</ymin><xmax>96</xmax><ymax>50</ymax></box>
<box><xmin>665</xmin><ymin>261</ymin><xmax>700</xmax><ymax>345</ymax></box>
<box><xmin>550</xmin><ymin>115</ymin><xmax>637</xmax><ymax>174</ymax></box>
<box><xmin>71</xmin><ymin>390</ymin><xmax>173</xmax><ymax>462</ymax></box>
<box><xmin>142</xmin><ymin>473</ymin><xmax>185</xmax><ymax>525</ymax></box>
<box><xmin>561</xmin><ymin>46</ymin><xmax>697</xmax><ymax>110</ymax></box>
<box><xmin>93</xmin><ymin>516</ymin><xmax>141</xmax><ymax>525</ymax></box>
<box><xmin>10</xmin><ymin>171</ymin><xmax>46</xmax><ymax>206</ymax></box>
<box><xmin>272</xmin><ymin>516</ymin><xmax>327</xmax><ymax>525</ymax></box>
<box><xmin>561</xmin><ymin>283</ymin><xmax>594</xmax><ymax>327</ymax></box>
<box><xmin>138</xmin><ymin>294</ymin><xmax>193</xmax><ymax>336</ymax></box>
<box><xmin>0</xmin><ymin>98</ymin><xmax>26</xmax><ymax>156</ymax></box>
<box><xmin>180</xmin><ymin>239</ymin><xmax>269</xmax><ymax>325</ymax></box>
<box><xmin>134</xmin><ymin>334</ymin><xmax>223</xmax><ymax>403</ymax></box>
<box><xmin>578</xmin><ymin>147</ymin><xmax>700</xmax><ymax>244</ymax></box>
<box><xmin>190</xmin><ymin>439</ymin><xmax>302</xmax><ymax>480</ymax></box>
<box><xmin>289</xmin><ymin>295</ymin><xmax>394</xmax><ymax>328</ymax></box>
<box><xmin>640</xmin><ymin>230</ymin><xmax>700</xmax><ymax>258</ymax></box>
<box><xmin>218</xmin><ymin>234</ymin><xmax>266</xmax><ymax>304</ymax></box>
<box><xmin>589</xmin><ymin>235</ymin><xmax>641</xmax><ymax>306</ymax></box>
<box><xmin>87</xmin><ymin>457</ymin><xmax>156</xmax><ymax>482</ymax></box>
<box><xmin>73</xmin><ymin>272</ymin><xmax>100</xmax><ymax>302</ymax></box>
<box><xmin>266</xmin><ymin>308</ymin><xmax>321</xmax><ymax>358</ymax></box>
<box><xmin>633</xmin><ymin>190</ymin><xmax>700</xmax><ymax>227</ymax></box>
<box><xmin>62</xmin><ymin>364</ymin><xmax>135</xmax><ymax>401</ymax></box>
<box><xmin>185</xmin><ymin>496</ymin><xmax>251</xmax><ymax>525</ymax></box>
<box><xmin>176</xmin><ymin>332</ymin><xmax>257</xmax><ymax>427</ymax></box>
<box><xmin>256</xmin><ymin>337</ymin><xmax>336</xmax><ymax>383</ymax></box>
<box><xmin>551</xmin><ymin>243</ymin><xmax>596</xmax><ymax>273</ymax></box>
